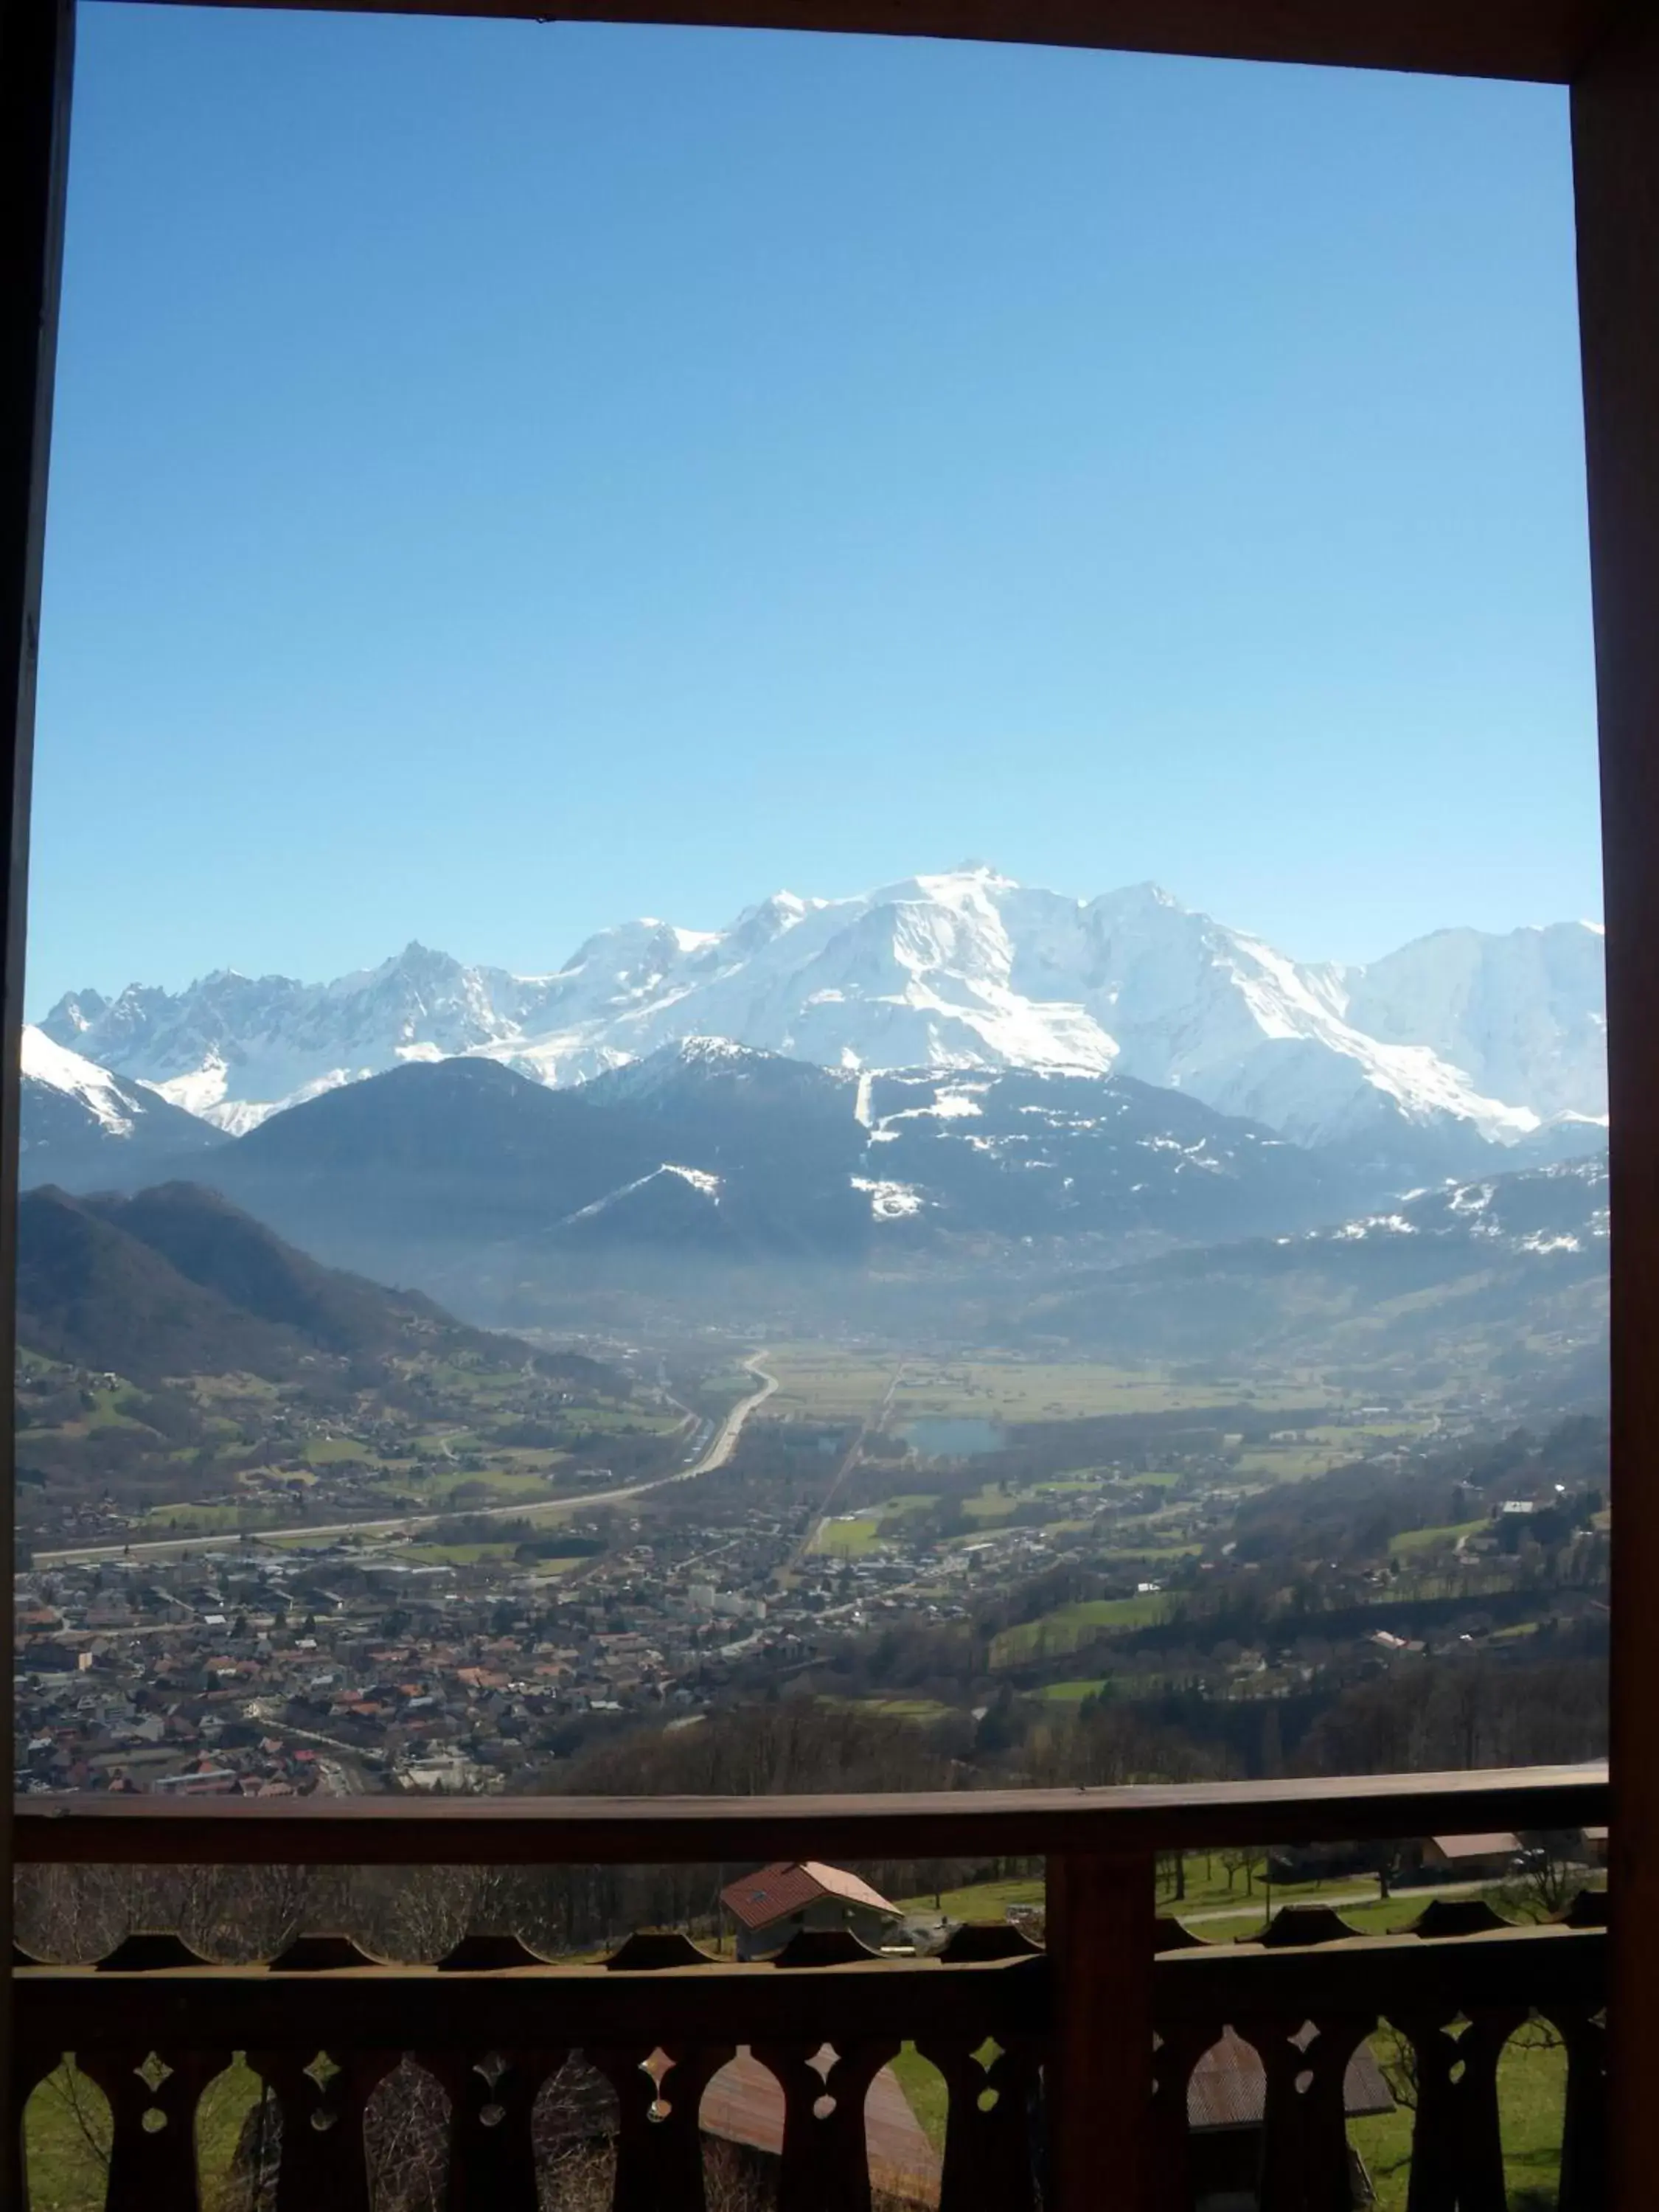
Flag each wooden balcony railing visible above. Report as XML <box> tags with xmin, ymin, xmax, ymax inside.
<box><xmin>12</xmin><ymin>1763</ymin><xmax>1610</xmax><ymax>2212</ymax></box>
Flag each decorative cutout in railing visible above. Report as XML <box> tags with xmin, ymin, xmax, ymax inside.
<box><xmin>14</xmin><ymin>1910</ymin><xmax>1604</xmax><ymax>2212</ymax></box>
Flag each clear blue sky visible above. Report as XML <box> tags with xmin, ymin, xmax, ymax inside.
<box><xmin>29</xmin><ymin>4</ymin><xmax>1600</xmax><ymax>1008</ymax></box>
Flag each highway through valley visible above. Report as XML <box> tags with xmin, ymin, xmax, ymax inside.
<box><xmin>30</xmin><ymin>1354</ymin><xmax>779</xmax><ymax>1568</ymax></box>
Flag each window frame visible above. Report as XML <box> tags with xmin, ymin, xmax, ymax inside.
<box><xmin>1</xmin><ymin>0</ymin><xmax>1652</xmax><ymax>2191</ymax></box>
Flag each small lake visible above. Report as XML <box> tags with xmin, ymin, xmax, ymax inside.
<box><xmin>903</xmin><ymin>1416</ymin><xmax>1006</xmax><ymax>1459</ymax></box>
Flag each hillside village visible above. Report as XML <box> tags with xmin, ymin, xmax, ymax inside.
<box><xmin>15</xmin><ymin>1391</ymin><xmax>1610</xmax><ymax>1801</ymax></box>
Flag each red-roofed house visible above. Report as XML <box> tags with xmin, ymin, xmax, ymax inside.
<box><xmin>720</xmin><ymin>1861</ymin><xmax>904</xmax><ymax>1961</ymax></box>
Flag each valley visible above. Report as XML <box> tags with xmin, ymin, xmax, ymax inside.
<box><xmin>11</xmin><ymin>864</ymin><xmax>1612</xmax><ymax>1808</ymax></box>
<box><xmin>11</xmin><ymin>1185</ymin><xmax>684</xmax><ymax>1555</ymax></box>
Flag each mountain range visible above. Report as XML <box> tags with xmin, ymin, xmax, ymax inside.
<box><xmin>74</xmin><ymin>1043</ymin><xmax>1352</xmax><ymax>1274</ymax></box>
<box><xmin>16</xmin><ymin>1020</ymin><xmax>1610</xmax><ymax>1411</ymax></box>
<box><xmin>38</xmin><ymin>867</ymin><xmax>1607</xmax><ymax>1160</ymax></box>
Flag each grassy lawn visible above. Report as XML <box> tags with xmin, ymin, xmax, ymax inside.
<box><xmin>305</xmin><ymin>1436</ymin><xmax>371</xmax><ymax>1465</ymax></box>
<box><xmin>897</xmin><ymin>1874</ymin><xmax>1046</xmax><ymax>1924</ymax></box>
<box><xmin>1388</xmin><ymin>1517</ymin><xmax>1488</xmax><ymax>1557</ymax></box>
<box><xmin>1037</xmin><ymin>1677</ymin><xmax>1112</xmax><ymax>1702</ymax></box>
<box><xmin>1233</xmin><ymin>1444</ymin><xmax>1349</xmax><ymax>1479</ymax></box>
<box><xmin>1192</xmin><ymin>1894</ymin><xmax>1435</xmax><ymax>1941</ymax></box>
<box><xmin>992</xmin><ymin>1593</ymin><xmax>1169</xmax><ymax>1664</ymax></box>
<box><xmin>763</xmin><ymin>1348</ymin><xmax>905</xmax><ymax>1419</ymax></box>
<box><xmin>25</xmin><ymin>2055</ymin><xmax>265</xmax><ymax>2211</ymax></box>
<box><xmin>141</xmin><ymin>1498</ymin><xmax>291</xmax><ymax>1534</ymax></box>
<box><xmin>823</xmin><ymin>1695</ymin><xmax>954</xmax><ymax>1724</ymax></box>
<box><xmin>1350</xmin><ymin>2028</ymin><xmax>1565</xmax><ymax>2211</ymax></box>
<box><xmin>403</xmin><ymin>1540</ymin><xmax>519</xmax><ymax>1565</ymax></box>
<box><xmin>961</xmin><ymin>1485</ymin><xmax>1018</xmax><ymax>1520</ymax></box>
<box><xmin>888</xmin><ymin>2046</ymin><xmax>949</xmax><ymax>2154</ymax></box>
<box><xmin>768</xmin><ymin>1349</ymin><xmax>1346</xmax><ymax>1427</ymax></box>
<box><xmin>808</xmin><ymin>1517</ymin><xmax>883</xmax><ymax>1557</ymax></box>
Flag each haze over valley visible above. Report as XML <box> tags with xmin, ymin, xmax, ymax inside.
<box><xmin>16</xmin><ymin>863</ymin><xmax>1611</xmax><ymax>1826</ymax></box>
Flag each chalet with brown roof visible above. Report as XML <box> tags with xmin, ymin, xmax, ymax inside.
<box><xmin>720</xmin><ymin>1861</ymin><xmax>903</xmax><ymax>1961</ymax></box>
<box><xmin>1421</xmin><ymin>1832</ymin><xmax>1521</xmax><ymax>1879</ymax></box>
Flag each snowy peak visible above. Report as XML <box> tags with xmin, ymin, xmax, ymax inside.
<box><xmin>39</xmin><ymin>870</ymin><xmax>1607</xmax><ymax>1160</ymax></box>
<box><xmin>23</xmin><ymin>1024</ymin><xmax>142</xmax><ymax>1135</ymax></box>
<box><xmin>20</xmin><ymin>1024</ymin><xmax>227</xmax><ymax>1188</ymax></box>
<box><xmin>1339</xmin><ymin>920</ymin><xmax>1608</xmax><ymax>1123</ymax></box>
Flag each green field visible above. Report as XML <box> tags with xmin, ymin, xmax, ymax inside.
<box><xmin>1351</xmin><ymin>2031</ymin><xmax>1565</xmax><ymax>2210</ymax></box>
<box><xmin>888</xmin><ymin>2046</ymin><xmax>949</xmax><ymax>2155</ymax></box>
<box><xmin>766</xmin><ymin>1347</ymin><xmax>1346</xmax><ymax>1429</ymax></box>
<box><xmin>305</xmin><ymin>1436</ymin><xmax>371</xmax><ymax>1465</ymax></box>
<box><xmin>1036</xmin><ymin>1677</ymin><xmax>1112</xmax><ymax>1702</ymax></box>
<box><xmin>824</xmin><ymin>1695</ymin><xmax>954</xmax><ymax>1724</ymax></box>
<box><xmin>897</xmin><ymin>1874</ymin><xmax>1046</xmax><ymax>1924</ymax></box>
<box><xmin>1388</xmin><ymin>1517</ymin><xmax>1488</xmax><ymax>1557</ymax></box>
<box><xmin>24</xmin><ymin>2055</ymin><xmax>266</xmax><ymax>2211</ymax></box>
<box><xmin>808</xmin><ymin>1517</ymin><xmax>883</xmax><ymax>1558</ymax></box>
<box><xmin>765</xmin><ymin>1347</ymin><xmax>907</xmax><ymax>1419</ymax></box>
<box><xmin>992</xmin><ymin>1593</ymin><xmax>1169</xmax><ymax>1665</ymax></box>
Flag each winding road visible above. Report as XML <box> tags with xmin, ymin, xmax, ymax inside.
<box><xmin>30</xmin><ymin>1354</ymin><xmax>779</xmax><ymax>1568</ymax></box>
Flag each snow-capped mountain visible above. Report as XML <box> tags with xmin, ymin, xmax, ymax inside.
<box><xmin>19</xmin><ymin>1025</ymin><xmax>228</xmax><ymax>1189</ymax></box>
<box><xmin>1339</xmin><ymin>923</ymin><xmax>1606</xmax><ymax>1126</ymax></box>
<box><xmin>40</xmin><ymin>869</ymin><xmax>1607</xmax><ymax>1159</ymax></box>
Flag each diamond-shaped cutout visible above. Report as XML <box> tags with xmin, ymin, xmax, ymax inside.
<box><xmin>304</xmin><ymin>2052</ymin><xmax>341</xmax><ymax>2091</ymax></box>
<box><xmin>971</xmin><ymin>2037</ymin><xmax>1001</xmax><ymax>2071</ymax></box>
<box><xmin>136</xmin><ymin>2053</ymin><xmax>172</xmax><ymax>2093</ymax></box>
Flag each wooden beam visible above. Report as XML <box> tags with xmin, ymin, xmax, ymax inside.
<box><xmin>91</xmin><ymin>0</ymin><xmax>1619</xmax><ymax>86</ymax></box>
<box><xmin>0</xmin><ymin>0</ymin><xmax>74</xmax><ymax>2172</ymax></box>
<box><xmin>1572</xmin><ymin>10</ymin><xmax>1659</xmax><ymax>2205</ymax></box>
<box><xmin>14</xmin><ymin>1763</ymin><xmax>1608</xmax><ymax>1865</ymax></box>
<box><xmin>10</xmin><ymin>1923</ymin><xmax>1602</xmax><ymax>2050</ymax></box>
<box><xmin>1047</xmin><ymin>1852</ymin><xmax>1153</xmax><ymax>2212</ymax></box>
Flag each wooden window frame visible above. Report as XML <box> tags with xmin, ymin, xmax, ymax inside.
<box><xmin>1</xmin><ymin>0</ymin><xmax>1652</xmax><ymax>2191</ymax></box>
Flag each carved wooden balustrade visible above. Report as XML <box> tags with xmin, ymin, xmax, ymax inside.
<box><xmin>12</xmin><ymin>1763</ymin><xmax>1610</xmax><ymax>2211</ymax></box>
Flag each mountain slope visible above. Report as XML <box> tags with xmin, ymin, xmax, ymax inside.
<box><xmin>1340</xmin><ymin>922</ymin><xmax>1607</xmax><ymax>1124</ymax></box>
<box><xmin>40</xmin><ymin>869</ymin><xmax>1607</xmax><ymax>1159</ymax></box>
<box><xmin>17</xmin><ymin>1181</ymin><xmax>606</xmax><ymax>1385</ymax></box>
<box><xmin>1018</xmin><ymin>1154</ymin><xmax>1609</xmax><ymax>1391</ymax></box>
<box><xmin>17</xmin><ymin>1186</ymin><xmax>296</xmax><ymax>1381</ymax></box>
<box><xmin>20</xmin><ymin>1026</ymin><xmax>228</xmax><ymax>1190</ymax></box>
<box><xmin>133</xmin><ymin>1043</ymin><xmax>1359</xmax><ymax>1284</ymax></box>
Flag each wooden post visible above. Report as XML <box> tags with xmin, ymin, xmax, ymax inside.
<box><xmin>0</xmin><ymin>0</ymin><xmax>74</xmax><ymax>2156</ymax></box>
<box><xmin>1046</xmin><ymin>1851</ymin><xmax>1153</xmax><ymax>2212</ymax></box>
<box><xmin>1571</xmin><ymin>8</ymin><xmax>1659</xmax><ymax>2206</ymax></box>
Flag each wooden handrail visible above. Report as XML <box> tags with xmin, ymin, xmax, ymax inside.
<box><xmin>9</xmin><ymin>1924</ymin><xmax>1603</xmax><ymax>2045</ymax></box>
<box><xmin>15</xmin><ymin>1761</ymin><xmax>1608</xmax><ymax>1864</ymax></box>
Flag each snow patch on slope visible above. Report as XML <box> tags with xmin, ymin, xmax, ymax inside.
<box><xmin>21</xmin><ymin>1026</ymin><xmax>139</xmax><ymax>1135</ymax></box>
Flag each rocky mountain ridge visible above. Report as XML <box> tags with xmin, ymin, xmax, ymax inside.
<box><xmin>41</xmin><ymin>868</ymin><xmax>1606</xmax><ymax>1158</ymax></box>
